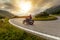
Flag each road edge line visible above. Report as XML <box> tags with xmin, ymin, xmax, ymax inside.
<box><xmin>9</xmin><ymin>19</ymin><xmax>60</xmax><ymax>40</ymax></box>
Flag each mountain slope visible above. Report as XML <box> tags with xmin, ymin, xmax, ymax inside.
<box><xmin>0</xmin><ymin>10</ymin><xmax>15</xmax><ymax>18</ymax></box>
<box><xmin>45</xmin><ymin>5</ymin><xmax>60</xmax><ymax>14</ymax></box>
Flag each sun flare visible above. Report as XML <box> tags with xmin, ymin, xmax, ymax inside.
<box><xmin>19</xmin><ymin>1</ymin><xmax>32</xmax><ymax>13</ymax></box>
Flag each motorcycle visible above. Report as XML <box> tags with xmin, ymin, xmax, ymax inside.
<box><xmin>23</xmin><ymin>19</ymin><xmax>34</xmax><ymax>25</ymax></box>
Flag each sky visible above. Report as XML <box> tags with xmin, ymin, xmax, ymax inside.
<box><xmin>0</xmin><ymin>0</ymin><xmax>60</xmax><ymax>7</ymax></box>
<box><xmin>0</xmin><ymin>0</ymin><xmax>60</xmax><ymax>8</ymax></box>
<box><xmin>0</xmin><ymin>0</ymin><xmax>60</xmax><ymax>16</ymax></box>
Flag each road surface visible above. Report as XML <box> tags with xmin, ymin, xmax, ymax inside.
<box><xmin>9</xmin><ymin>17</ymin><xmax>60</xmax><ymax>40</ymax></box>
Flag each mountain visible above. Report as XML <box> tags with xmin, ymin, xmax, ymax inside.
<box><xmin>45</xmin><ymin>5</ymin><xmax>60</xmax><ymax>14</ymax></box>
<box><xmin>0</xmin><ymin>10</ymin><xmax>15</xmax><ymax>18</ymax></box>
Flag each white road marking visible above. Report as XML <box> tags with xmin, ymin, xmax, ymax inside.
<box><xmin>9</xmin><ymin>19</ymin><xmax>60</xmax><ymax>40</ymax></box>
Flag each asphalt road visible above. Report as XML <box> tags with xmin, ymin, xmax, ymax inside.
<box><xmin>9</xmin><ymin>17</ymin><xmax>60</xmax><ymax>40</ymax></box>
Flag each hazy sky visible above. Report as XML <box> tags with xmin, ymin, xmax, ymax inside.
<box><xmin>0</xmin><ymin>0</ymin><xmax>60</xmax><ymax>16</ymax></box>
<box><xmin>0</xmin><ymin>0</ymin><xmax>60</xmax><ymax>5</ymax></box>
<box><xmin>0</xmin><ymin>0</ymin><xmax>60</xmax><ymax>8</ymax></box>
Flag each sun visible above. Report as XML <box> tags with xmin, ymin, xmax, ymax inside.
<box><xmin>19</xmin><ymin>1</ymin><xmax>32</xmax><ymax>13</ymax></box>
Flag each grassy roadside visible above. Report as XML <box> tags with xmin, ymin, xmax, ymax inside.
<box><xmin>52</xmin><ymin>14</ymin><xmax>60</xmax><ymax>16</ymax></box>
<box><xmin>0</xmin><ymin>17</ymin><xmax>47</xmax><ymax>40</ymax></box>
<box><xmin>33</xmin><ymin>16</ymin><xmax>57</xmax><ymax>21</ymax></box>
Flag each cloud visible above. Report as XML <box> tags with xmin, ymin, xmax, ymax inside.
<box><xmin>0</xmin><ymin>0</ymin><xmax>60</xmax><ymax>16</ymax></box>
<box><xmin>32</xmin><ymin>0</ymin><xmax>60</xmax><ymax>7</ymax></box>
<box><xmin>52</xmin><ymin>0</ymin><xmax>60</xmax><ymax>6</ymax></box>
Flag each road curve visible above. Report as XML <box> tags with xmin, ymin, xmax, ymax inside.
<box><xmin>9</xmin><ymin>17</ymin><xmax>60</xmax><ymax>40</ymax></box>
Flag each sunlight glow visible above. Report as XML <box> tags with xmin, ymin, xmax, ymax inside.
<box><xmin>19</xmin><ymin>1</ymin><xmax>32</xmax><ymax>13</ymax></box>
<box><xmin>11</xmin><ymin>0</ymin><xmax>53</xmax><ymax>16</ymax></box>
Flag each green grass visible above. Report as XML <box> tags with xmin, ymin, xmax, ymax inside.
<box><xmin>52</xmin><ymin>14</ymin><xmax>60</xmax><ymax>16</ymax></box>
<box><xmin>33</xmin><ymin>16</ymin><xmax>57</xmax><ymax>21</ymax></box>
<box><xmin>0</xmin><ymin>18</ymin><xmax>46</xmax><ymax>40</ymax></box>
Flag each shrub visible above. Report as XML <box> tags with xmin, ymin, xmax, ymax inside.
<box><xmin>33</xmin><ymin>16</ymin><xmax>57</xmax><ymax>21</ymax></box>
<box><xmin>35</xmin><ymin>12</ymin><xmax>49</xmax><ymax>18</ymax></box>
